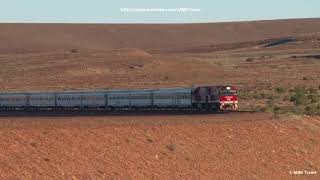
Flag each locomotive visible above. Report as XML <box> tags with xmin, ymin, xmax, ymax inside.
<box><xmin>0</xmin><ymin>86</ymin><xmax>238</xmax><ymax>111</ymax></box>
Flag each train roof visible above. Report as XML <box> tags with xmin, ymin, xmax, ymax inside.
<box><xmin>0</xmin><ymin>87</ymin><xmax>193</xmax><ymax>95</ymax></box>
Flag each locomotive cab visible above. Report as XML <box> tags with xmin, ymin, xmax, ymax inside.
<box><xmin>218</xmin><ymin>86</ymin><xmax>238</xmax><ymax>111</ymax></box>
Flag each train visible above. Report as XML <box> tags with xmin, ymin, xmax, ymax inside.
<box><xmin>0</xmin><ymin>86</ymin><xmax>238</xmax><ymax>111</ymax></box>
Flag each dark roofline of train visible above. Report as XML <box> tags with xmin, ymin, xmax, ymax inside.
<box><xmin>0</xmin><ymin>87</ymin><xmax>194</xmax><ymax>94</ymax></box>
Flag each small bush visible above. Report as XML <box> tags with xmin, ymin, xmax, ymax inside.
<box><xmin>305</xmin><ymin>106</ymin><xmax>318</xmax><ymax>115</ymax></box>
<box><xmin>275</xmin><ymin>87</ymin><xmax>286</xmax><ymax>93</ymax></box>
<box><xmin>260</xmin><ymin>93</ymin><xmax>266</xmax><ymax>99</ymax></box>
<box><xmin>263</xmin><ymin>106</ymin><xmax>274</xmax><ymax>113</ymax></box>
<box><xmin>290</xmin><ymin>87</ymin><xmax>308</xmax><ymax>105</ymax></box>
<box><xmin>294</xmin><ymin>87</ymin><xmax>306</xmax><ymax>95</ymax></box>
<box><xmin>273</xmin><ymin>106</ymin><xmax>290</xmax><ymax>114</ymax></box>
<box><xmin>273</xmin><ymin>106</ymin><xmax>281</xmax><ymax>113</ymax></box>
<box><xmin>291</xmin><ymin>95</ymin><xmax>308</xmax><ymax>105</ymax></box>
<box><xmin>308</xmin><ymin>94</ymin><xmax>319</xmax><ymax>103</ymax></box>
<box><xmin>246</xmin><ymin>57</ymin><xmax>254</xmax><ymax>62</ymax></box>
<box><xmin>289</xmin><ymin>88</ymin><xmax>295</xmax><ymax>93</ymax></box>
<box><xmin>308</xmin><ymin>88</ymin><xmax>318</xmax><ymax>94</ymax></box>
<box><xmin>166</xmin><ymin>144</ymin><xmax>176</xmax><ymax>151</ymax></box>
<box><xmin>70</xmin><ymin>49</ymin><xmax>78</xmax><ymax>53</ymax></box>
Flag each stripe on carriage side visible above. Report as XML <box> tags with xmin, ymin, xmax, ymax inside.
<box><xmin>151</xmin><ymin>90</ymin><xmax>154</xmax><ymax>107</ymax></box>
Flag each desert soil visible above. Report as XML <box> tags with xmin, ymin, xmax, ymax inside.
<box><xmin>0</xmin><ymin>113</ymin><xmax>319</xmax><ymax>180</ymax></box>
<box><xmin>0</xmin><ymin>18</ymin><xmax>320</xmax><ymax>179</ymax></box>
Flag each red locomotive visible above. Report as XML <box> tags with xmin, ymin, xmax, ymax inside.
<box><xmin>192</xmin><ymin>86</ymin><xmax>238</xmax><ymax>111</ymax></box>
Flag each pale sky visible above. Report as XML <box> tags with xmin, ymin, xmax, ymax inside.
<box><xmin>0</xmin><ymin>0</ymin><xmax>319</xmax><ymax>23</ymax></box>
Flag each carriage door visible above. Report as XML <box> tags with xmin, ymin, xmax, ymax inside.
<box><xmin>206</xmin><ymin>88</ymin><xmax>210</xmax><ymax>103</ymax></box>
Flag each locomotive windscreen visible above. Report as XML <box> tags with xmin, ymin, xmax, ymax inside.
<box><xmin>219</xmin><ymin>91</ymin><xmax>237</xmax><ymax>96</ymax></box>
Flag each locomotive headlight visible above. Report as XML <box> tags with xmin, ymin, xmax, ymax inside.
<box><xmin>226</xmin><ymin>87</ymin><xmax>231</xmax><ymax>90</ymax></box>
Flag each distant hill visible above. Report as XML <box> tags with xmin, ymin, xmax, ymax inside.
<box><xmin>0</xmin><ymin>18</ymin><xmax>320</xmax><ymax>53</ymax></box>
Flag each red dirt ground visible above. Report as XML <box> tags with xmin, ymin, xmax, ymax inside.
<box><xmin>0</xmin><ymin>113</ymin><xmax>319</xmax><ymax>180</ymax></box>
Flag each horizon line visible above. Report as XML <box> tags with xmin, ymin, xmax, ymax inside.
<box><xmin>0</xmin><ymin>17</ymin><xmax>319</xmax><ymax>25</ymax></box>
